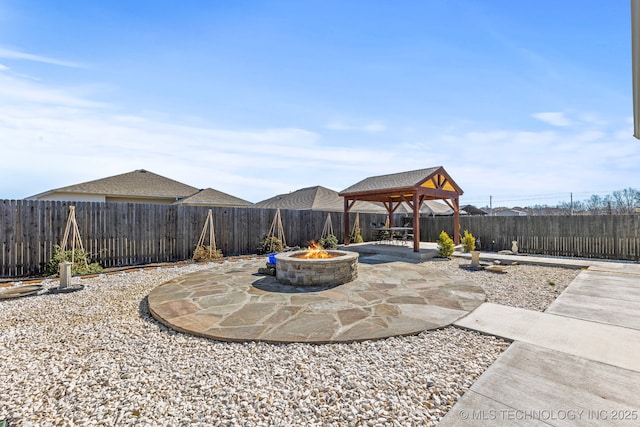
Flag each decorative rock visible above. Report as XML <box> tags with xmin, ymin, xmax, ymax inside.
<box><xmin>0</xmin><ymin>257</ymin><xmax>579</xmax><ymax>426</ymax></box>
<box><xmin>0</xmin><ymin>284</ymin><xmax>43</xmax><ymax>299</ymax></box>
<box><xmin>257</xmin><ymin>267</ymin><xmax>276</xmax><ymax>276</ymax></box>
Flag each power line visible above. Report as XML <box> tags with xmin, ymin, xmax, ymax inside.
<box><xmin>463</xmin><ymin>190</ymin><xmax>630</xmax><ymax>206</ymax></box>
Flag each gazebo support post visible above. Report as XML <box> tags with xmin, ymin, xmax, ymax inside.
<box><xmin>453</xmin><ymin>196</ymin><xmax>460</xmax><ymax>245</ymax></box>
<box><xmin>343</xmin><ymin>198</ymin><xmax>351</xmax><ymax>245</ymax></box>
<box><xmin>412</xmin><ymin>193</ymin><xmax>420</xmax><ymax>252</ymax></box>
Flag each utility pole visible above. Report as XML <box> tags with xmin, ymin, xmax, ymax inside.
<box><xmin>570</xmin><ymin>192</ymin><xmax>574</xmax><ymax>216</ymax></box>
<box><xmin>489</xmin><ymin>195</ymin><xmax>493</xmax><ymax>216</ymax></box>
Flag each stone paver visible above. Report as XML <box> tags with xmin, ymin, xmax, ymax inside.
<box><xmin>148</xmin><ymin>257</ymin><xmax>485</xmax><ymax>343</ymax></box>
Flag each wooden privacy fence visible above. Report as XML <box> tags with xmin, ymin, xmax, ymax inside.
<box><xmin>420</xmin><ymin>215</ymin><xmax>640</xmax><ymax>261</ymax></box>
<box><xmin>3</xmin><ymin>199</ymin><xmax>639</xmax><ymax>278</ymax></box>
<box><xmin>0</xmin><ymin>200</ymin><xmax>388</xmax><ymax>278</ymax></box>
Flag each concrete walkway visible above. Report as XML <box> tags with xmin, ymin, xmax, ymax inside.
<box><xmin>440</xmin><ymin>254</ymin><xmax>640</xmax><ymax>426</ymax></box>
<box><xmin>454</xmin><ymin>302</ymin><xmax>640</xmax><ymax>372</ymax></box>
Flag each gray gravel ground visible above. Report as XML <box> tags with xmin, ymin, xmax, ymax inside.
<box><xmin>0</xmin><ymin>256</ymin><xmax>579</xmax><ymax>426</ymax></box>
<box><xmin>433</xmin><ymin>257</ymin><xmax>580</xmax><ymax>312</ymax></box>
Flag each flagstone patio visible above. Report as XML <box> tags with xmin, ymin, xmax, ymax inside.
<box><xmin>148</xmin><ymin>256</ymin><xmax>486</xmax><ymax>343</ymax></box>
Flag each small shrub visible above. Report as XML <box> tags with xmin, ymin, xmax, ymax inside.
<box><xmin>461</xmin><ymin>229</ymin><xmax>476</xmax><ymax>252</ymax></box>
<box><xmin>436</xmin><ymin>231</ymin><xmax>455</xmax><ymax>258</ymax></box>
<box><xmin>261</xmin><ymin>236</ymin><xmax>284</xmax><ymax>253</ymax></box>
<box><xmin>193</xmin><ymin>245</ymin><xmax>223</xmax><ymax>262</ymax></box>
<box><xmin>319</xmin><ymin>234</ymin><xmax>338</xmax><ymax>249</ymax></box>
<box><xmin>44</xmin><ymin>245</ymin><xmax>103</xmax><ymax>277</ymax></box>
<box><xmin>350</xmin><ymin>227</ymin><xmax>364</xmax><ymax>244</ymax></box>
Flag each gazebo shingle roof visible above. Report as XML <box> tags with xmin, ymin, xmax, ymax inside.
<box><xmin>340</xmin><ymin>167</ymin><xmax>441</xmax><ymax>195</ymax></box>
<box><xmin>339</xmin><ymin>166</ymin><xmax>462</xmax><ymax>201</ymax></box>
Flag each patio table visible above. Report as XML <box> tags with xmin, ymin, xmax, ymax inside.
<box><xmin>374</xmin><ymin>227</ymin><xmax>413</xmax><ymax>245</ymax></box>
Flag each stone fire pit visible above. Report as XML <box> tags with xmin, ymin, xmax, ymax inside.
<box><xmin>275</xmin><ymin>250</ymin><xmax>358</xmax><ymax>287</ymax></box>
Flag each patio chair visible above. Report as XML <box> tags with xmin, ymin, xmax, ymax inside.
<box><xmin>400</xmin><ymin>231</ymin><xmax>414</xmax><ymax>246</ymax></box>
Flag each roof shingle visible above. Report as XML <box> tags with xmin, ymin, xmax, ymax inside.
<box><xmin>52</xmin><ymin>169</ymin><xmax>198</xmax><ymax>199</ymax></box>
<box><xmin>339</xmin><ymin>167</ymin><xmax>441</xmax><ymax>195</ymax></box>
<box><xmin>253</xmin><ymin>186</ymin><xmax>387</xmax><ymax>213</ymax></box>
<box><xmin>175</xmin><ymin>188</ymin><xmax>253</xmax><ymax>207</ymax></box>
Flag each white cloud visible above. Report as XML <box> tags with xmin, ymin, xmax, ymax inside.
<box><xmin>1</xmin><ymin>60</ymin><xmax>637</xmax><ymax>207</ymax></box>
<box><xmin>0</xmin><ymin>46</ymin><xmax>85</xmax><ymax>68</ymax></box>
<box><xmin>0</xmin><ymin>73</ymin><xmax>107</xmax><ymax>108</ymax></box>
<box><xmin>396</xmin><ymin>119</ymin><xmax>640</xmax><ymax>207</ymax></box>
<box><xmin>531</xmin><ymin>111</ymin><xmax>573</xmax><ymax>127</ymax></box>
<box><xmin>576</xmin><ymin>112</ymin><xmax>608</xmax><ymax>127</ymax></box>
<box><xmin>0</xmin><ymin>72</ymin><xmax>401</xmax><ymax>202</ymax></box>
<box><xmin>325</xmin><ymin>120</ymin><xmax>387</xmax><ymax>133</ymax></box>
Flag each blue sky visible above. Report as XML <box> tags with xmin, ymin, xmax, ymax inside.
<box><xmin>0</xmin><ymin>0</ymin><xmax>637</xmax><ymax>207</ymax></box>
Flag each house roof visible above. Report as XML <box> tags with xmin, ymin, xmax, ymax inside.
<box><xmin>494</xmin><ymin>208</ymin><xmax>528</xmax><ymax>216</ymax></box>
<box><xmin>174</xmin><ymin>188</ymin><xmax>253</xmax><ymax>207</ymax></box>
<box><xmin>37</xmin><ymin>169</ymin><xmax>199</xmax><ymax>199</ymax></box>
<box><xmin>253</xmin><ymin>185</ymin><xmax>454</xmax><ymax>215</ymax></box>
<box><xmin>395</xmin><ymin>200</ymin><xmax>454</xmax><ymax>216</ymax></box>
<box><xmin>253</xmin><ymin>186</ymin><xmax>388</xmax><ymax>213</ymax></box>
<box><xmin>461</xmin><ymin>205</ymin><xmax>489</xmax><ymax>215</ymax></box>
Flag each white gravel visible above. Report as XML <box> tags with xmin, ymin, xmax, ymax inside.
<box><xmin>432</xmin><ymin>257</ymin><xmax>580</xmax><ymax>312</ymax></box>
<box><xmin>0</xmin><ymin>257</ymin><xmax>579</xmax><ymax>426</ymax></box>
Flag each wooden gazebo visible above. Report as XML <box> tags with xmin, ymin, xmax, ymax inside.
<box><xmin>339</xmin><ymin>167</ymin><xmax>464</xmax><ymax>252</ymax></box>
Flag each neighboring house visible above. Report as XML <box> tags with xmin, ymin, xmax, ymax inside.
<box><xmin>461</xmin><ymin>205</ymin><xmax>489</xmax><ymax>216</ymax></box>
<box><xmin>397</xmin><ymin>200</ymin><xmax>454</xmax><ymax>216</ymax></box>
<box><xmin>174</xmin><ymin>188</ymin><xmax>253</xmax><ymax>208</ymax></box>
<box><xmin>253</xmin><ymin>186</ymin><xmax>386</xmax><ymax>213</ymax></box>
<box><xmin>254</xmin><ymin>185</ymin><xmax>454</xmax><ymax>216</ymax></box>
<box><xmin>494</xmin><ymin>208</ymin><xmax>528</xmax><ymax>216</ymax></box>
<box><xmin>27</xmin><ymin>169</ymin><xmax>253</xmax><ymax>207</ymax></box>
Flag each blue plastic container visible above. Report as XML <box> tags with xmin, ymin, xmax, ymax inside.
<box><xmin>267</xmin><ymin>253</ymin><xmax>277</xmax><ymax>265</ymax></box>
